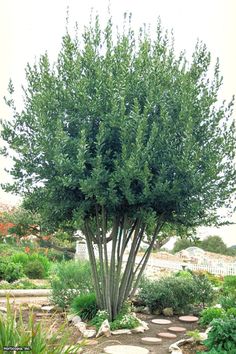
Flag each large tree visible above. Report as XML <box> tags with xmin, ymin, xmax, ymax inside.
<box><xmin>1</xmin><ymin>15</ymin><xmax>235</xmax><ymax>319</ymax></box>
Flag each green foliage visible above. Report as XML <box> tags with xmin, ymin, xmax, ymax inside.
<box><xmin>11</xmin><ymin>253</ymin><xmax>51</xmax><ymax>277</ymax></box>
<box><xmin>201</xmin><ymin>236</ymin><xmax>229</xmax><ymax>255</ymax></box>
<box><xmin>90</xmin><ymin>310</ymin><xmax>109</xmax><ymax>330</ymax></box>
<box><xmin>174</xmin><ymin>269</ymin><xmax>193</xmax><ymax>279</ymax></box>
<box><xmin>24</xmin><ymin>260</ymin><xmax>46</xmax><ymax>279</ymax></box>
<box><xmin>0</xmin><ymin>279</ymin><xmax>50</xmax><ymax>290</ymax></box>
<box><xmin>1</xmin><ymin>13</ymin><xmax>235</xmax><ymax>320</ymax></box>
<box><xmin>1</xmin><ymin>208</ymin><xmax>41</xmax><ymax>237</ymax></box>
<box><xmin>226</xmin><ymin>307</ymin><xmax>236</xmax><ymax>317</ymax></box>
<box><xmin>50</xmin><ymin>260</ymin><xmax>94</xmax><ymax>308</ymax></box>
<box><xmin>0</xmin><ymin>259</ymin><xmax>25</xmax><ymax>283</ymax></box>
<box><xmin>219</xmin><ymin>295</ymin><xmax>236</xmax><ymax>310</ymax></box>
<box><xmin>187</xmin><ymin>329</ymin><xmax>201</xmax><ymax>342</ymax></box>
<box><xmin>138</xmin><ymin>276</ymin><xmax>197</xmax><ymax>313</ymax></box>
<box><xmin>203</xmin><ymin>317</ymin><xmax>236</xmax><ymax>353</ymax></box>
<box><xmin>71</xmin><ymin>293</ymin><xmax>98</xmax><ymax>321</ymax></box>
<box><xmin>0</xmin><ymin>299</ymin><xmax>83</xmax><ymax>353</ymax></box>
<box><xmin>191</xmin><ymin>272</ymin><xmax>215</xmax><ymax>307</ymax></box>
<box><xmin>200</xmin><ymin>307</ymin><xmax>225</xmax><ymax>326</ymax></box>
<box><xmin>173</xmin><ymin>238</ymin><xmax>199</xmax><ymax>253</ymax></box>
<box><xmin>223</xmin><ymin>275</ymin><xmax>236</xmax><ymax>293</ymax></box>
<box><xmin>110</xmin><ymin>312</ymin><xmax>139</xmax><ymax>330</ymax></box>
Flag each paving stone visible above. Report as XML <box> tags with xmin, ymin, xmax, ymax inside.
<box><xmin>82</xmin><ymin>329</ymin><xmax>96</xmax><ymax>338</ymax></box>
<box><xmin>141</xmin><ymin>337</ymin><xmax>162</xmax><ymax>344</ymax></box>
<box><xmin>157</xmin><ymin>332</ymin><xmax>177</xmax><ymax>339</ymax></box>
<box><xmin>41</xmin><ymin>305</ymin><xmax>55</xmax><ymax>312</ymax></box>
<box><xmin>111</xmin><ymin>329</ymin><xmax>132</xmax><ymax>335</ymax></box>
<box><xmin>104</xmin><ymin>345</ymin><xmax>149</xmax><ymax>354</ymax></box>
<box><xmin>151</xmin><ymin>319</ymin><xmax>172</xmax><ymax>325</ymax></box>
<box><xmin>178</xmin><ymin>315</ymin><xmax>198</xmax><ymax>323</ymax></box>
<box><xmin>168</xmin><ymin>326</ymin><xmax>187</xmax><ymax>333</ymax></box>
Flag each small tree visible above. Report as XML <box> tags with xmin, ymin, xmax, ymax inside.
<box><xmin>201</xmin><ymin>235</ymin><xmax>229</xmax><ymax>255</ymax></box>
<box><xmin>1</xmin><ymin>15</ymin><xmax>235</xmax><ymax>319</ymax></box>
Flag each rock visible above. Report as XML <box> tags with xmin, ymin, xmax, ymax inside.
<box><xmin>132</xmin><ymin>314</ymin><xmax>149</xmax><ymax>330</ymax></box>
<box><xmin>133</xmin><ymin>306</ymin><xmax>146</xmax><ymax>313</ymax></box>
<box><xmin>140</xmin><ymin>306</ymin><xmax>151</xmax><ymax>315</ymax></box>
<box><xmin>111</xmin><ymin>329</ymin><xmax>132</xmax><ymax>335</ymax></box>
<box><xmin>74</xmin><ymin>321</ymin><xmax>87</xmax><ymax>332</ymax></box>
<box><xmin>157</xmin><ymin>332</ymin><xmax>177</xmax><ymax>339</ymax></box>
<box><xmin>151</xmin><ymin>319</ymin><xmax>172</xmax><ymax>325</ymax></box>
<box><xmin>141</xmin><ymin>337</ymin><xmax>162</xmax><ymax>344</ymax></box>
<box><xmin>153</xmin><ymin>308</ymin><xmax>161</xmax><ymax>315</ymax></box>
<box><xmin>70</xmin><ymin>315</ymin><xmax>82</xmax><ymax>324</ymax></box>
<box><xmin>163</xmin><ymin>307</ymin><xmax>174</xmax><ymax>316</ymax></box>
<box><xmin>96</xmin><ymin>319</ymin><xmax>111</xmax><ymax>338</ymax></box>
<box><xmin>0</xmin><ymin>306</ymin><xmax>7</xmax><ymax>313</ymax></box>
<box><xmin>168</xmin><ymin>326</ymin><xmax>187</xmax><ymax>333</ymax></box>
<box><xmin>82</xmin><ymin>329</ymin><xmax>96</xmax><ymax>338</ymax></box>
<box><xmin>132</xmin><ymin>326</ymin><xmax>146</xmax><ymax>333</ymax></box>
<box><xmin>178</xmin><ymin>315</ymin><xmax>198</xmax><ymax>323</ymax></box>
<box><xmin>103</xmin><ymin>345</ymin><xmax>149</xmax><ymax>354</ymax></box>
<box><xmin>41</xmin><ymin>305</ymin><xmax>55</xmax><ymax>312</ymax></box>
<box><xmin>169</xmin><ymin>338</ymin><xmax>193</xmax><ymax>353</ymax></box>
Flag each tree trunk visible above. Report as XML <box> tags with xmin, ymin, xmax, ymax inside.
<box><xmin>84</xmin><ymin>209</ymin><xmax>165</xmax><ymax>321</ymax></box>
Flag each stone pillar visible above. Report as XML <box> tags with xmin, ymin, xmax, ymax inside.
<box><xmin>75</xmin><ymin>240</ymin><xmax>88</xmax><ymax>261</ymax></box>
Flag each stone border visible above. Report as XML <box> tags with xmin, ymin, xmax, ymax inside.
<box><xmin>0</xmin><ymin>289</ymin><xmax>51</xmax><ymax>297</ymax></box>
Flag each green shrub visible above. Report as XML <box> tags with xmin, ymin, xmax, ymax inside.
<box><xmin>138</xmin><ymin>276</ymin><xmax>196</xmax><ymax>313</ymax></box>
<box><xmin>71</xmin><ymin>293</ymin><xmax>98</xmax><ymax>320</ymax></box>
<box><xmin>109</xmin><ymin>302</ymin><xmax>139</xmax><ymax>330</ymax></box>
<box><xmin>199</xmin><ymin>307</ymin><xmax>225</xmax><ymax>326</ymax></box>
<box><xmin>174</xmin><ymin>270</ymin><xmax>193</xmax><ymax>279</ymax></box>
<box><xmin>222</xmin><ymin>276</ymin><xmax>236</xmax><ymax>295</ymax></box>
<box><xmin>191</xmin><ymin>272</ymin><xmax>215</xmax><ymax>307</ymax></box>
<box><xmin>0</xmin><ymin>259</ymin><xmax>25</xmax><ymax>282</ymax></box>
<box><xmin>0</xmin><ymin>298</ymin><xmax>83</xmax><ymax>353</ymax></box>
<box><xmin>90</xmin><ymin>310</ymin><xmax>109</xmax><ymax>330</ymax></box>
<box><xmin>24</xmin><ymin>260</ymin><xmax>46</xmax><ymax>279</ymax></box>
<box><xmin>203</xmin><ymin>317</ymin><xmax>236</xmax><ymax>353</ymax></box>
<box><xmin>219</xmin><ymin>295</ymin><xmax>236</xmax><ymax>310</ymax></box>
<box><xmin>11</xmin><ymin>253</ymin><xmax>51</xmax><ymax>276</ymax></box>
<box><xmin>50</xmin><ymin>260</ymin><xmax>94</xmax><ymax>308</ymax></box>
<box><xmin>226</xmin><ymin>307</ymin><xmax>236</xmax><ymax>318</ymax></box>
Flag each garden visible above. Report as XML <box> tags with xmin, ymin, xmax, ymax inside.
<box><xmin>1</xmin><ymin>6</ymin><xmax>236</xmax><ymax>354</ymax></box>
<box><xmin>1</xmin><ymin>233</ymin><xmax>236</xmax><ymax>353</ymax></box>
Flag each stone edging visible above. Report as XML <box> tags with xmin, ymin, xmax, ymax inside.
<box><xmin>0</xmin><ymin>289</ymin><xmax>51</xmax><ymax>297</ymax></box>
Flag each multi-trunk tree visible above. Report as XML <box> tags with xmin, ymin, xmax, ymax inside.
<box><xmin>1</xmin><ymin>15</ymin><xmax>235</xmax><ymax>320</ymax></box>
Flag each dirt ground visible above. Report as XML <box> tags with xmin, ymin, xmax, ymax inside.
<box><xmin>0</xmin><ymin>298</ymin><xmax>203</xmax><ymax>354</ymax></box>
<box><xmin>82</xmin><ymin>313</ymin><xmax>200</xmax><ymax>354</ymax></box>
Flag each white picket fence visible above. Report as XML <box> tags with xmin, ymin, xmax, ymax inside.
<box><xmin>85</xmin><ymin>248</ymin><xmax>236</xmax><ymax>276</ymax></box>
<box><xmin>144</xmin><ymin>257</ymin><xmax>236</xmax><ymax>276</ymax></box>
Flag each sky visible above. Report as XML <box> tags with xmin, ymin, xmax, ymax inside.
<box><xmin>0</xmin><ymin>0</ymin><xmax>235</xmax><ymax>245</ymax></box>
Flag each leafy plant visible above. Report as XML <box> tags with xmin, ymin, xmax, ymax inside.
<box><xmin>0</xmin><ymin>259</ymin><xmax>25</xmax><ymax>282</ymax></box>
<box><xmin>138</xmin><ymin>276</ymin><xmax>197</xmax><ymax>313</ymax></box>
<box><xmin>222</xmin><ymin>275</ymin><xmax>236</xmax><ymax>295</ymax></box>
<box><xmin>187</xmin><ymin>329</ymin><xmax>201</xmax><ymax>342</ymax></box>
<box><xmin>200</xmin><ymin>307</ymin><xmax>225</xmax><ymax>326</ymax></box>
<box><xmin>11</xmin><ymin>253</ymin><xmax>51</xmax><ymax>276</ymax></box>
<box><xmin>192</xmin><ymin>272</ymin><xmax>215</xmax><ymax>307</ymax></box>
<box><xmin>219</xmin><ymin>295</ymin><xmax>236</xmax><ymax>310</ymax></box>
<box><xmin>90</xmin><ymin>310</ymin><xmax>109</xmax><ymax>330</ymax></box>
<box><xmin>0</xmin><ymin>298</ymin><xmax>83</xmax><ymax>353</ymax></box>
<box><xmin>24</xmin><ymin>260</ymin><xmax>46</xmax><ymax>279</ymax></box>
<box><xmin>226</xmin><ymin>307</ymin><xmax>236</xmax><ymax>318</ymax></box>
<box><xmin>71</xmin><ymin>293</ymin><xmax>98</xmax><ymax>321</ymax></box>
<box><xmin>49</xmin><ymin>260</ymin><xmax>94</xmax><ymax>308</ymax></box>
<box><xmin>203</xmin><ymin>317</ymin><xmax>236</xmax><ymax>353</ymax></box>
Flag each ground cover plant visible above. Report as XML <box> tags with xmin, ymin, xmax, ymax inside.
<box><xmin>1</xmin><ymin>11</ymin><xmax>235</xmax><ymax>321</ymax></box>
<box><xmin>50</xmin><ymin>260</ymin><xmax>94</xmax><ymax>308</ymax></box>
<box><xmin>0</xmin><ymin>299</ymin><xmax>83</xmax><ymax>354</ymax></box>
<box><xmin>137</xmin><ymin>272</ymin><xmax>215</xmax><ymax>314</ymax></box>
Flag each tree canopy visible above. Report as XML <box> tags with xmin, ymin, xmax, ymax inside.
<box><xmin>1</xmin><ymin>15</ymin><xmax>235</xmax><ymax>318</ymax></box>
